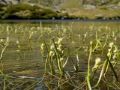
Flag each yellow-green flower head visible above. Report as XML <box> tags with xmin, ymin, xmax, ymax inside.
<box><xmin>109</xmin><ymin>42</ymin><xmax>114</xmax><ymax>48</ymax></box>
<box><xmin>61</xmin><ymin>50</ymin><xmax>64</xmax><ymax>54</ymax></box>
<box><xmin>95</xmin><ymin>57</ymin><xmax>101</xmax><ymax>65</ymax></box>
<box><xmin>114</xmin><ymin>37</ymin><xmax>117</xmax><ymax>41</ymax></box>
<box><xmin>78</xmin><ymin>34</ymin><xmax>81</xmax><ymax>38</ymax></box>
<box><xmin>107</xmin><ymin>52</ymin><xmax>111</xmax><ymax>57</ymax></box>
<box><xmin>50</xmin><ymin>44</ymin><xmax>54</xmax><ymax>50</ymax></box>
<box><xmin>57</xmin><ymin>44</ymin><xmax>62</xmax><ymax>51</ymax></box>
<box><xmin>114</xmin><ymin>46</ymin><xmax>118</xmax><ymax>53</ymax></box>
<box><xmin>49</xmin><ymin>51</ymin><xmax>54</xmax><ymax>56</ymax></box>
<box><xmin>0</xmin><ymin>39</ymin><xmax>4</xmax><ymax>43</ymax></box>
<box><xmin>92</xmin><ymin>57</ymin><xmax>101</xmax><ymax>71</ymax></box>
<box><xmin>6</xmin><ymin>26</ymin><xmax>9</xmax><ymax>32</ymax></box>
<box><xmin>113</xmin><ymin>54</ymin><xmax>116</xmax><ymax>59</ymax></box>
<box><xmin>57</xmin><ymin>38</ymin><xmax>63</xmax><ymax>44</ymax></box>
<box><xmin>108</xmin><ymin>48</ymin><xmax>111</xmax><ymax>52</ymax></box>
<box><xmin>63</xmin><ymin>28</ymin><xmax>67</xmax><ymax>33</ymax></box>
<box><xmin>16</xmin><ymin>49</ymin><xmax>20</xmax><ymax>52</ymax></box>
<box><xmin>30</xmin><ymin>31</ymin><xmax>34</xmax><ymax>35</ymax></box>
<box><xmin>72</xmin><ymin>41</ymin><xmax>75</xmax><ymax>44</ymax></box>
<box><xmin>84</xmin><ymin>33</ymin><xmax>87</xmax><ymax>38</ymax></box>
<box><xmin>41</xmin><ymin>43</ymin><xmax>45</xmax><ymax>50</ymax></box>
<box><xmin>112</xmin><ymin>32</ymin><xmax>115</xmax><ymax>37</ymax></box>
<box><xmin>90</xmin><ymin>41</ymin><xmax>93</xmax><ymax>45</ymax></box>
<box><xmin>29</xmin><ymin>31</ymin><xmax>34</xmax><ymax>39</ymax></box>
<box><xmin>60</xmin><ymin>58</ymin><xmax>64</xmax><ymax>61</ymax></box>
<box><xmin>16</xmin><ymin>40</ymin><xmax>19</xmax><ymax>44</ymax></box>
<box><xmin>6</xmin><ymin>36</ymin><xmax>9</xmax><ymax>42</ymax></box>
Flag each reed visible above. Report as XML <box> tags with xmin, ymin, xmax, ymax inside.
<box><xmin>0</xmin><ymin>22</ymin><xmax>120</xmax><ymax>90</ymax></box>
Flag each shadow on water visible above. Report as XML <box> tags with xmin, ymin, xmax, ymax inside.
<box><xmin>0</xmin><ymin>19</ymin><xmax>120</xmax><ymax>24</ymax></box>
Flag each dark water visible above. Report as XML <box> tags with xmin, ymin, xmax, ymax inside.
<box><xmin>0</xmin><ymin>19</ymin><xmax>120</xmax><ymax>23</ymax></box>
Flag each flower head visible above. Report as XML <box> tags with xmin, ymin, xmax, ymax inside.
<box><xmin>41</xmin><ymin>43</ymin><xmax>45</xmax><ymax>51</ymax></box>
<box><xmin>109</xmin><ymin>42</ymin><xmax>114</xmax><ymax>48</ymax></box>
<box><xmin>16</xmin><ymin>40</ymin><xmax>19</xmax><ymax>44</ymax></box>
<box><xmin>50</xmin><ymin>44</ymin><xmax>54</xmax><ymax>50</ymax></box>
<box><xmin>0</xmin><ymin>39</ymin><xmax>4</xmax><ymax>43</ymax></box>
<box><xmin>57</xmin><ymin>38</ymin><xmax>63</xmax><ymax>44</ymax></box>
<box><xmin>60</xmin><ymin>58</ymin><xmax>64</xmax><ymax>61</ymax></box>
<box><xmin>92</xmin><ymin>57</ymin><xmax>101</xmax><ymax>71</ymax></box>
<box><xmin>57</xmin><ymin>44</ymin><xmax>62</xmax><ymax>51</ymax></box>
<box><xmin>49</xmin><ymin>51</ymin><xmax>54</xmax><ymax>56</ymax></box>
<box><xmin>95</xmin><ymin>57</ymin><xmax>101</xmax><ymax>65</ymax></box>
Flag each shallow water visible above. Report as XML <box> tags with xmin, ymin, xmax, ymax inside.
<box><xmin>0</xmin><ymin>21</ymin><xmax>120</xmax><ymax>89</ymax></box>
<box><xmin>0</xmin><ymin>21</ymin><xmax>120</xmax><ymax>76</ymax></box>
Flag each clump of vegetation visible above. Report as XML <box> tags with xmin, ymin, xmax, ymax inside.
<box><xmin>41</xmin><ymin>38</ymin><xmax>120</xmax><ymax>89</ymax></box>
<box><xmin>0</xmin><ymin>3</ymin><xmax>69</xmax><ymax>19</ymax></box>
<box><xmin>0</xmin><ymin>1</ymin><xmax>120</xmax><ymax>20</ymax></box>
<box><xmin>0</xmin><ymin>22</ymin><xmax>120</xmax><ymax>89</ymax></box>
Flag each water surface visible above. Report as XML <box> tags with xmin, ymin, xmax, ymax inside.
<box><xmin>0</xmin><ymin>21</ymin><xmax>120</xmax><ymax>77</ymax></box>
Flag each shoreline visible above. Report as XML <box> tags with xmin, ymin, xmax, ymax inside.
<box><xmin>0</xmin><ymin>19</ymin><xmax>120</xmax><ymax>23</ymax></box>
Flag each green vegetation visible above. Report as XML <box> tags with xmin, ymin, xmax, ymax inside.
<box><xmin>9</xmin><ymin>0</ymin><xmax>120</xmax><ymax>7</ymax></box>
<box><xmin>0</xmin><ymin>22</ymin><xmax>120</xmax><ymax>89</ymax></box>
<box><xmin>0</xmin><ymin>3</ymin><xmax>68</xmax><ymax>19</ymax></box>
<box><xmin>0</xmin><ymin>0</ymin><xmax>120</xmax><ymax>20</ymax></box>
<box><xmin>68</xmin><ymin>7</ymin><xmax>120</xmax><ymax>20</ymax></box>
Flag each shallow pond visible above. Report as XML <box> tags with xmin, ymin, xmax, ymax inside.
<box><xmin>0</xmin><ymin>20</ymin><xmax>120</xmax><ymax>89</ymax></box>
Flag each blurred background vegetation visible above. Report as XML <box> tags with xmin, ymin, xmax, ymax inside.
<box><xmin>0</xmin><ymin>0</ymin><xmax>120</xmax><ymax>20</ymax></box>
